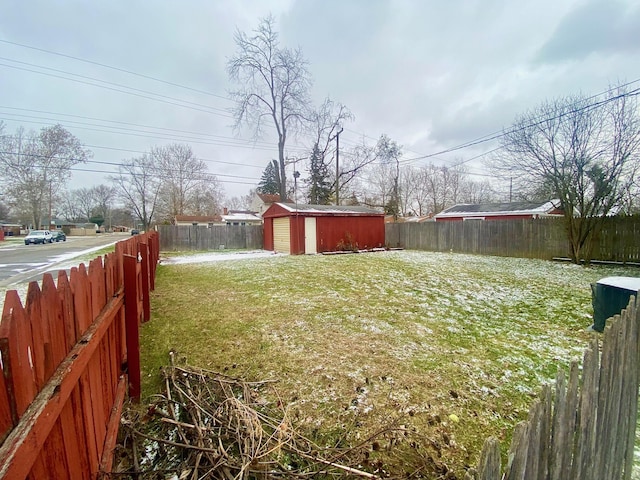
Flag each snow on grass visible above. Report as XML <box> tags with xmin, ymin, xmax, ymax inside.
<box><xmin>161</xmin><ymin>249</ymin><xmax>281</xmax><ymax>265</ymax></box>
<box><xmin>142</xmin><ymin>249</ymin><xmax>640</xmax><ymax>475</ymax></box>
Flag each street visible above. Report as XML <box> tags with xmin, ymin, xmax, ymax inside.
<box><xmin>0</xmin><ymin>233</ymin><xmax>130</xmax><ymax>288</ymax></box>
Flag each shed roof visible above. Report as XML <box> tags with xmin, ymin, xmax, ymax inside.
<box><xmin>275</xmin><ymin>202</ymin><xmax>383</xmax><ymax>215</ymax></box>
<box><xmin>222</xmin><ymin>212</ymin><xmax>261</xmax><ymax>222</ymax></box>
<box><xmin>435</xmin><ymin>200</ymin><xmax>561</xmax><ymax>218</ymax></box>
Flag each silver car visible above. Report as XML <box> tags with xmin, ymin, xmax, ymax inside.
<box><xmin>24</xmin><ymin>230</ymin><xmax>53</xmax><ymax>245</ymax></box>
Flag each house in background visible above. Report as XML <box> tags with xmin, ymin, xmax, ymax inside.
<box><xmin>174</xmin><ymin>214</ymin><xmax>223</xmax><ymax>227</ymax></box>
<box><xmin>434</xmin><ymin>200</ymin><xmax>563</xmax><ymax>222</ymax></box>
<box><xmin>250</xmin><ymin>192</ymin><xmax>293</xmax><ymax>217</ymax></box>
<box><xmin>222</xmin><ymin>210</ymin><xmax>262</xmax><ymax>226</ymax></box>
<box><xmin>263</xmin><ymin>202</ymin><xmax>385</xmax><ymax>255</ymax></box>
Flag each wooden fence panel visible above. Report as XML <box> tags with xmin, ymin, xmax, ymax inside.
<box><xmin>0</xmin><ymin>230</ymin><xmax>160</xmax><ymax>479</ymax></box>
<box><xmin>157</xmin><ymin>224</ymin><xmax>264</xmax><ymax>251</ymax></box>
<box><xmin>387</xmin><ymin>215</ymin><xmax>640</xmax><ymax>263</ymax></box>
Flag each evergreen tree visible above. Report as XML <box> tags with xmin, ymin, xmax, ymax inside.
<box><xmin>307</xmin><ymin>143</ymin><xmax>333</xmax><ymax>204</ymax></box>
<box><xmin>258</xmin><ymin>161</ymin><xmax>280</xmax><ymax>195</ymax></box>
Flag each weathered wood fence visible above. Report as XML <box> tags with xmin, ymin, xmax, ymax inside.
<box><xmin>467</xmin><ymin>296</ymin><xmax>640</xmax><ymax>480</ymax></box>
<box><xmin>0</xmin><ymin>231</ymin><xmax>160</xmax><ymax>480</ymax></box>
<box><xmin>386</xmin><ymin>215</ymin><xmax>640</xmax><ymax>263</ymax></box>
<box><xmin>157</xmin><ymin>224</ymin><xmax>263</xmax><ymax>251</ymax></box>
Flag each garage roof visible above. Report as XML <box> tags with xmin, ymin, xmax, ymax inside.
<box><xmin>275</xmin><ymin>203</ymin><xmax>383</xmax><ymax>215</ymax></box>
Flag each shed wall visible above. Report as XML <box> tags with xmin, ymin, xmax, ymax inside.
<box><xmin>263</xmin><ymin>218</ymin><xmax>274</xmax><ymax>251</ymax></box>
<box><xmin>316</xmin><ymin>216</ymin><xmax>384</xmax><ymax>252</ymax></box>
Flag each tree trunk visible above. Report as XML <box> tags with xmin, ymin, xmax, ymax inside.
<box><xmin>278</xmin><ymin>142</ymin><xmax>287</xmax><ymax>201</ymax></box>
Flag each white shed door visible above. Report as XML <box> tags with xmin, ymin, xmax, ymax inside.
<box><xmin>304</xmin><ymin>217</ymin><xmax>317</xmax><ymax>254</ymax></box>
<box><xmin>273</xmin><ymin>217</ymin><xmax>291</xmax><ymax>254</ymax></box>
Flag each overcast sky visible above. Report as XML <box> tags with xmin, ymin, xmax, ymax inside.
<box><xmin>1</xmin><ymin>0</ymin><xmax>639</xmax><ymax>201</ymax></box>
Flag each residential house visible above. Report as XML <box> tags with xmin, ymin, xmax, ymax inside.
<box><xmin>434</xmin><ymin>200</ymin><xmax>563</xmax><ymax>221</ymax></box>
<box><xmin>250</xmin><ymin>192</ymin><xmax>293</xmax><ymax>217</ymax></box>
<box><xmin>174</xmin><ymin>215</ymin><xmax>223</xmax><ymax>227</ymax></box>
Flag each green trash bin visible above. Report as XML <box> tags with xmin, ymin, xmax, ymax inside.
<box><xmin>591</xmin><ymin>277</ymin><xmax>640</xmax><ymax>332</ymax></box>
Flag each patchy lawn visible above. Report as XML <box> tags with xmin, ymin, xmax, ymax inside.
<box><xmin>140</xmin><ymin>250</ymin><xmax>639</xmax><ymax>477</ymax></box>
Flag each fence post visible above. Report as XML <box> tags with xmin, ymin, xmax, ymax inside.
<box><xmin>139</xmin><ymin>242</ymin><xmax>151</xmax><ymax>323</ymax></box>
<box><xmin>123</xmin><ymin>254</ymin><xmax>140</xmax><ymax>402</ymax></box>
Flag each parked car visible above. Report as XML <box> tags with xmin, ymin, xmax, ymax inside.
<box><xmin>131</xmin><ymin>229</ymin><xmax>140</xmax><ymax>236</ymax></box>
<box><xmin>51</xmin><ymin>230</ymin><xmax>66</xmax><ymax>242</ymax></box>
<box><xmin>24</xmin><ymin>230</ymin><xmax>53</xmax><ymax>245</ymax></box>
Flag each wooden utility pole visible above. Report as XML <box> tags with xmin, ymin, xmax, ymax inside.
<box><xmin>331</xmin><ymin>127</ymin><xmax>343</xmax><ymax>205</ymax></box>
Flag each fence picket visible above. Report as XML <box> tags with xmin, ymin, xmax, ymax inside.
<box><xmin>0</xmin><ymin>291</ymin><xmax>37</xmax><ymax>418</ymax></box>
<box><xmin>41</xmin><ymin>274</ymin><xmax>67</xmax><ymax>374</ymax></box>
<box><xmin>477</xmin><ymin>437</ymin><xmax>501</xmax><ymax>479</ymax></box>
<box><xmin>504</xmin><ymin>421</ymin><xmax>528</xmax><ymax>480</ymax></box>
<box><xmin>0</xmin><ymin>231</ymin><xmax>159</xmax><ymax>479</ymax></box>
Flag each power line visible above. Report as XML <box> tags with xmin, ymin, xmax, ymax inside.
<box><xmin>0</xmin><ymin>114</ymin><xmax>310</xmax><ymax>153</ymax></box>
<box><xmin>0</xmin><ymin>107</ymin><xmax>309</xmax><ymax>152</ymax></box>
<box><xmin>0</xmin><ymin>39</ymin><xmax>413</xmax><ymax>157</ymax></box>
<box><xmin>0</xmin><ymin>150</ymin><xmax>260</xmax><ymax>185</ymax></box>
<box><xmin>0</xmin><ymin>57</ymin><xmax>232</xmax><ymax>116</ymax></box>
<box><xmin>82</xmin><ymin>144</ymin><xmax>267</xmax><ymax>169</ymax></box>
<box><xmin>0</xmin><ymin>38</ymin><xmax>232</xmax><ymax>101</ymax></box>
<box><xmin>0</xmin><ymin>62</ymin><xmax>234</xmax><ymax>118</ymax></box>
<box><xmin>400</xmin><ymin>80</ymin><xmax>640</xmax><ymax>164</ymax></box>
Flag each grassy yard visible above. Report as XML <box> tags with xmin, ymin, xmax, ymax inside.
<box><xmin>141</xmin><ymin>250</ymin><xmax>639</xmax><ymax>477</ymax></box>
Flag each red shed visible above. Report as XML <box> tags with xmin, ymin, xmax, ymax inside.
<box><xmin>263</xmin><ymin>203</ymin><xmax>385</xmax><ymax>254</ymax></box>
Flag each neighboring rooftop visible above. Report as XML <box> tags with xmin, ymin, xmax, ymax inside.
<box><xmin>435</xmin><ymin>200</ymin><xmax>562</xmax><ymax>218</ymax></box>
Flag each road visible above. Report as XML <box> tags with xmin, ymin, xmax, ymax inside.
<box><xmin>0</xmin><ymin>233</ymin><xmax>130</xmax><ymax>288</ymax></box>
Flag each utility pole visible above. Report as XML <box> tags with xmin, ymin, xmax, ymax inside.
<box><xmin>509</xmin><ymin>177</ymin><xmax>513</xmax><ymax>203</ymax></box>
<box><xmin>330</xmin><ymin>127</ymin><xmax>343</xmax><ymax>205</ymax></box>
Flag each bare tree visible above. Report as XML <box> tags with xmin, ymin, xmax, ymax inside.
<box><xmin>152</xmin><ymin>144</ymin><xmax>221</xmax><ymax>222</ymax></box>
<box><xmin>90</xmin><ymin>184</ymin><xmax>116</xmax><ymax>226</ymax></box>
<box><xmin>305</xmin><ymin>98</ymin><xmax>354</xmax><ymax>202</ymax></box>
<box><xmin>228</xmin><ymin>15</ymin><xmax>312</xmax><ymax>201</ymax></box>
<box><xmin>493</xmin><ymin>85</ymin><xmax>640</xmax><ymax>264</ymax></box>
<box><xmin>110</xmin><ymin>154</ymin><xmax>161</xmax><ymax>230</ymax></box>
<box><xmin>0</xmin><ymin>124</ymin><xmax>91</xmax><ymax>228</ymax></box>
<box><xmin>460</xmin><ymin>178</ymin><xmax>496</xmax><ymax>204</ymax></box>
<box><xmin>189</xmin><ymin>181</ymin><xmax>224</xmax><ymax>216</ymax></box>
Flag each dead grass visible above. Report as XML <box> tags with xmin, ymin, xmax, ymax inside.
<box><xmin>140</xmin><ymin>250</ymin><xmax>639</xmax><ymax>477</ymax></box>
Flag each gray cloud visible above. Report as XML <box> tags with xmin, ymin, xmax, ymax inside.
<box><xmin>536</xmin><ymin>0</ymin><xmax>640</xmax><ymax>63</ymax></box>
<box><xmin>0</xmin><ymin>0</ymin><xmax>638</xmax><ymax>198</ymax></box>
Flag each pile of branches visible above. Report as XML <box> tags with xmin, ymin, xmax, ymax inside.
<box><xmin>109</xmin><ymin>353</ymin><xmax>393</xmax><ymax>479</ymax></box>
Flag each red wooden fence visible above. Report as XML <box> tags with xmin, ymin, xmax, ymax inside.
<box><xmin>0</xmin><ymin>231</ymin><xmax>159</xmax><ymax>479</ymax></box>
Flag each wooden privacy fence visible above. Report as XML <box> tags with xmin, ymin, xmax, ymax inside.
<box><xmin>467</xmin><ymin>297</ymin><xmax>640</xmax><ymax>480</ymax></box>
<box><xmin>0</xmin><ymin>231</ymin><xmax>160</xmax><ymax>480</ymax></box>
<box><xmin>157</xmin><ymin>224</ymin><xmax>263</xmax><ymax>251</ymax></box>
<box><xmin>386</xmin><ymin>215</ymin><xmax>640</xmax><ymax>263</ymax></box>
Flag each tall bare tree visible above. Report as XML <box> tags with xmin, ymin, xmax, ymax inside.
<box><xmin>152</xmin><ymin>144</ymin><xmax>221</xmax><ymax>221</ymax></box>
<box><xmin>110</xmin><ymin>154</ymin><xmax>161</xmax><ymax>230</ymax></box>
<box><xmin>493</xmin><ymin>85</ymin><xmax>640</xmax><ymax>264</ymax></box>
<box><xmin>0</xmin><ymin>124</ymin><xmax>91</xmax><ymax>228</ymax></box>
<box><xmin>228</xmin><ymin>15</ymin><xmax>312</xmax><ymax>201</ymax></box>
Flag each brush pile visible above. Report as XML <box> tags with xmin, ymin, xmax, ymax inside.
<box><xmin>109</xmin><ymin>353</ymin><xmax>394</xmax><ymax>479</ymax></box>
